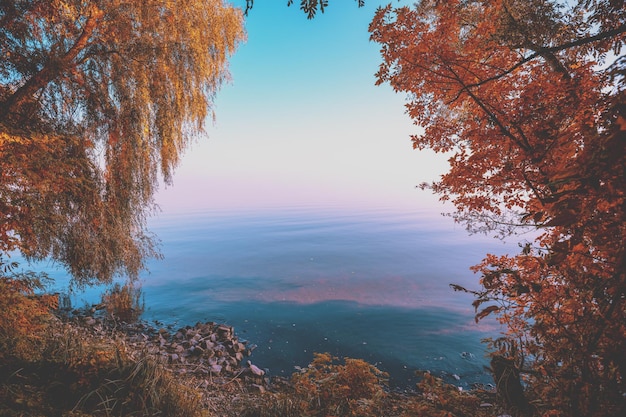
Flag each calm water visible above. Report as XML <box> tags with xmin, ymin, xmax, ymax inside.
<box><xmin>40</xmin><ymin>205</ymin><xmax>514</xmax><ymax>388</ymax></box>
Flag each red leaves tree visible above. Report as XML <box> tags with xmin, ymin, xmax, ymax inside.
<box><xmin>370</xmin><ymin>1</ymin><xmax>625</xmax><ymax>415</ymax></box>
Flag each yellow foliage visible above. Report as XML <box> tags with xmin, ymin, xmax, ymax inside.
<box><xmin>291</xmin><ymin>352</ymin><xmax>388</xmax><ymax>416</ymax></box>
<box><xmin>1</xmin><ymin>0</ymin><xmax>246</xmax><ymax>285</ymax></box>
<box><xmin>0</xmin><ymin>272</ymin><xmax>56</xmax><ymax>361</ymax></box>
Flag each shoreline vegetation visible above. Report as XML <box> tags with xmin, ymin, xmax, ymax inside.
<box><xmin>0</xmin><ymin>281</ymin><xmax>519</xmax><ymax>417</ymax></box>
<box><xmin>2</xmin><ymin>279</ymin><xmax>553</xmax><ymax>417</ymax></box>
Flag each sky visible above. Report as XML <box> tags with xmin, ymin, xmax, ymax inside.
<box><xmin>155</xmin><ymin>0</ymin><xmax>451</xmax><ymax>214</ymax></box>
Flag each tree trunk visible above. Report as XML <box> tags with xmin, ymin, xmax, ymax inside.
<box><xmin>491</xmin><ymin>355</ymin><xmax>533</xmax><ymax>416</ymax></box>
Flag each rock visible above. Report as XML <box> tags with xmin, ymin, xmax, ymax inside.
<box><xmin>63</xmin><ymin>309</ymin><xmax>266</xmax><ymax>390</ymax></box>
<box><xmin>460</xmin><ymin>351</ymin><xmax>475</xmax><ymax>360</ymax></box>
<box><xmin>217</xmin><ymin>325</ymin><xmax>233</xmax><ymax>339</ymax></box>
<box><xmin>190</xmin><ymin>346</ymin><xmax>204</xmax><ymax>356</ymax></box>
<box><xmin>250</xmin><ymin>384</ymin><xmax>266</xmax><ymax>394</ymax></box>
<box><xmin>248</xmin><ymin>361</ymin><xmax>265</xmax><ymax>377</ymax></box>
<box><xmin>198</xmin><ymin>323</ymin><xmax>212</xmax><ymax>336</ymax></box>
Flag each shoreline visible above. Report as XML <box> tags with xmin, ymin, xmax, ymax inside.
<box><xmin>59</xmin><ymin>303</ymin><xmax>276</xmax><ymax>392</ymax></box>
<box><xmin>1</xmin><ymin>300</ymin><xmax>504</xmax><ymax>416</ymax></box>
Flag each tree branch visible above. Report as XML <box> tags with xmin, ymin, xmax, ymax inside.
<box><xmin>0</xmin><ymin>5</ymin><xmax>104</xmax><ymax>124</ymax></box>
<box><xmin>456</xmin><ymin>23</ymin><xmax>626</xmax><ymax>96</ymax></box>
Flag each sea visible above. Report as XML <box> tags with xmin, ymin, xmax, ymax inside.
<box><xmin>25</xmin><ymin>204</ymin><xmax>518</xmax><ymax>389</ymax></box>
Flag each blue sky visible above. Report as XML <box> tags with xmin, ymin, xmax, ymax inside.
<box><xmin>156</xmin><ymin>1</ymin><xmax>450</xmax><ymax>213</ymax></box>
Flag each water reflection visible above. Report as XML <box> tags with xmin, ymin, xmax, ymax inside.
<box><xmin>137</xmin><ymin>206</ymin><xmax>511</xmax><ymax>387</ymax></box>
<box><xmin>18</xmin><ymin>205</ymin><xmax>513</xmax><ymax>387</ymax></box>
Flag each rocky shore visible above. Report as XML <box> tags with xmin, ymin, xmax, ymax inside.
<box><xmin>64</xmin><ymin>304</ymin><xmax>273</xmax><ymax>393</ymax></box>
<box><xmin>1</xmin><ymin>298</ymin><xmax>505</xmax><ymax>416</ymax></box>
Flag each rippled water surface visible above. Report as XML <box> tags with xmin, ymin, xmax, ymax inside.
<box><xmin>45</xmin><ymin>205</ymin><xmax>514</xmax><ymax>388</ymax></box>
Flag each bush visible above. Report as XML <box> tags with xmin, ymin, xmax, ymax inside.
<box><xmin>101</xmin><ymin>281</ymin><xmax>144</xmax><ymax>323</ymax></box>
<box><xmin>400</xmin><ymin>372</ymin><xmax>492</xmax><ymax>417</ymax></box>
<box><xmin>0</xmin><ymin>258</ymin><xmax>57</xmax><ymax>361</ymax></box>
<box><xmin>291</xmin><ymin>352</ymin><xmax>388</xmax><ymax>417</ymax></box>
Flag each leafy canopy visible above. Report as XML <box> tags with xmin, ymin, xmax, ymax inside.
<box><xmin>370</xmin><ymin>0</ymin><xmax>625</xmax><ymax>415</ymax></box>
<box><xmin>0</xmin><ymin>1</ymin><xmax>245</xmax><ymax>286</ymax></box>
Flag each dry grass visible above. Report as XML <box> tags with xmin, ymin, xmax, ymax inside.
<box><xmin>101</xmin><ymin>282</ymin><xmax>145</xmax><ymax>323</ymax></box>
<box><xmin>0</xmin><ymin>310</ymin><xmax>208</xmax><ymax>416</ymax></box>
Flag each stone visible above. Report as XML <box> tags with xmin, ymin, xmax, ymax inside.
<box><xmin>248</xmin><ymin>361</ymin><xmax>265</xmax><ymax>377</ymax></box>
<box><xmin>250</xmin><ymin>384</ymin><xmax>266</xmax><ymax>394</ymax></box>
<box><xmin>64</xmin><ymin>307</ymin><xmax>269</xmax><ymax>391</ymax></box>
<box><xmin>190</xmin><ymin>346</ymin><xmax>204</xmax><ymax>356</ymax></box>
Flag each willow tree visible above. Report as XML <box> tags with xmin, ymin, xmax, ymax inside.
<box><xmin>0</xmin><ymin>1</ymin><xmax>245</xmax><ymax>286</ymax></box>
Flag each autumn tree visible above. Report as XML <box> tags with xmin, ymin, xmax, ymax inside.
<box><xmin>0</xmin><ymin>1</ymin><xmax>245</xmax><ymax>286</ymax></box>
<box><xmin>370</xmin><ymin>1</ymin><xmax>625</xmax><ymax>416</ymax></box>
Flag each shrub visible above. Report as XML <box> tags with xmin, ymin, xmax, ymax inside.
<box><xmin>400</xmin><ymin>372</ymin><xmax>491</xmax><ymax>417</ymax></box>
<box><xmin>101</xmin><ymin>281</ymin><xmax>144</xmax><ymax>323</ymax></box>
<box><xmin>291</xmin><ymin>352</ymin><xmax>388</xmax><ymax>417</ymax></box>
<box><xmin>0</xmin><ymin>258</ymin><xmax>57</xmax><ymax>361</ymax></box>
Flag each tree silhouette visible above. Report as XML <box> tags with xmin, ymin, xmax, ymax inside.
<box><xmin>244</xmin><ymin>0</ymin><xmax>365</xmax><ymax>19</ymax></box>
